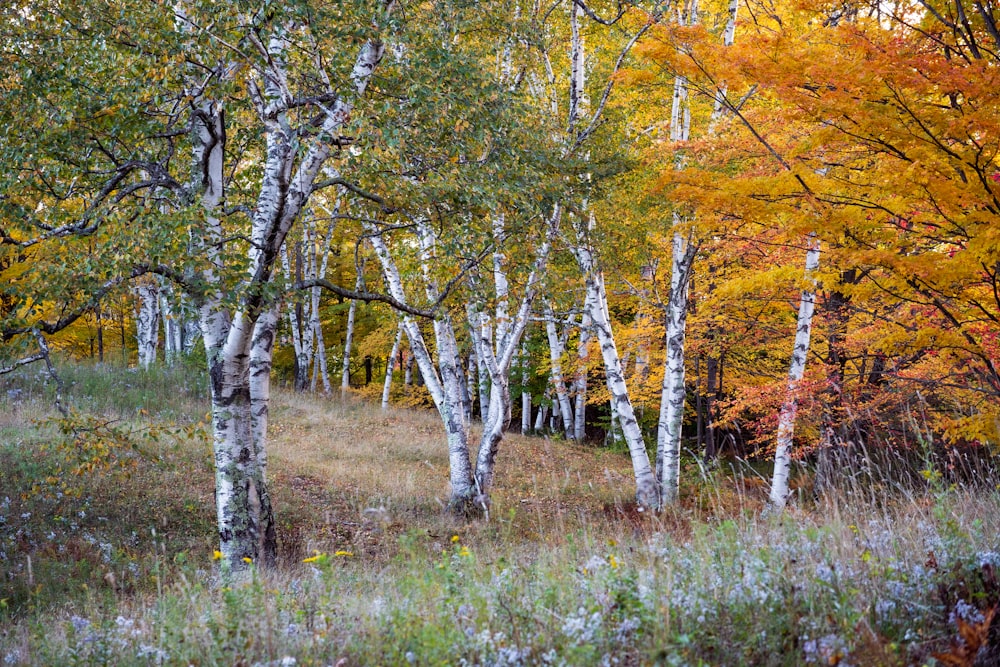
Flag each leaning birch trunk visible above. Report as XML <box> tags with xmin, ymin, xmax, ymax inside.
<box><xmin>769</xmin><ymin>236</ymin><xmax>820</xmax><ymax>510</ymax></box>
<box><xmin>368</xmin><ymin>231</ymin><xmax>477</xmax><ymax>511</ymax></box>
<box><xmin>135</xmin><ymin>282</ymin><xmax>160</xmax><ymax>369</ymax></box>
<box><xmin>544</xmin><ymin>302</ymin><xmax>576</xmax><ymax>440</ymax></box>
<box><xmin>576</xmin><ymin>242</ymin><xmax>659</xmax><ymax>508</ymax></box>
<box><xmin>382</xmin><ymin>322</ymin><xmax>403</xmax><ymax>410</ymax></box>
<box><xmin>471</xmin><ymin>214</ymin><xmax>555</xmax><ymax>499</ymax></box>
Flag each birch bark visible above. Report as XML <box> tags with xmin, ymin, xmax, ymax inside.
<box><xmin>574</xmin><ymin>238</ymin><xmax>659</xmax><ymax>508</ymax></box>
<box><xmin>341</xmin><ymin>268</ymin><xmax>363</xmax><ymax>391</ymax></box>
<box><xmin>176</xmin><ymin>7</ymin><xmax>389</xmax><ymax>571</ymax></box>
<box><xmin>769</xmin><ymin>236</ymin><xmax>820</xmax><ymax>509</ymax></box>
<box><xmin>135</xmin><ymin>281</ymin><xmax>160</xmax><ymax>369</ymax></box>
<box><xmin>368</xmin><ymin>229</ymin><xmax>477</xmax><ymax>510</ymax></box>
<box><xmin>382</xmin><ymin>321</ymin><xmax>403</xmax><ymax>410</ymax></box>
<box><xmin>544</xmin><ymin>301</ymin><xmax>576</xmax><ymax>440</ymax></box>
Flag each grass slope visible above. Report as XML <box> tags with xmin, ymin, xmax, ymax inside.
<box><xmin>1</xmin><ymin>363</ymin><xmax>999</xmax><ymax>665</ymax></box>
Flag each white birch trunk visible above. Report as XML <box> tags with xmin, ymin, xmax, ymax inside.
<box><xmin>573</xmin><ymin>287</ymin><xmax>596</xmax><ymax>442</ymax></box>
<box><xmin>657</xmin><ymin>66</ymin><xmax>696</xmax><ymax>504</ymax></box>
<box><xmin>769</xmin><ymin>236</ymin><xmax>821</xmax><ymax>509</ymax></box>
<box><xmin>382</xmin><ymin>321</ymin><xmax>403</xmax><ymax>410</ymax></box>
<box><xmin>575</xmin><ymin>241</ymin><xmax>659</xmax><ymax>508</ymax></box>
<box><xmin>341</xmin><ymin>270</ymin><xmax>363</xmax><ymax>391</ymax></box>
<box><xmin>178</xmin><ymin>12</ymin><xmax>388</xmax><ymax>571</ymax></box>
<box><xmin>544</xmin><ymin>303</ymin><xmax>576</xmax><ymax>440</ymax></box>
<box><xmin>280</xmin><ymin>241</ymin><xmax>311</xmax><ymax>392</ymax></box>
<box><xmin>520</xmin><ymin>342</ymin><xmax>532</xmax><ymax>435</ymax></box>
<box><xmin>657</xmin><ymin>224</ymin><xmax>694</xmax><ymax>503</ymax></box>
<box><xmin>535</xmin><ymin>392</ymin><xmax>549</xmax><ymax>432</ymax></box>
<box><xmin>310</xmin><ymin>211</ymin><xmax>336</xmax><ymax>394</ymax></box>
<box><xmin>368</xmin><ymin>229</ymin><xmax>477</xmax><ymax>510</ymax></box>
<box><xmin>466</xmin><ymin>351</ymin><xmax>478</xmax><ymax>422</ymax></box>
<box><xmin>160</xmin><ymin>282</ymin><xmax>183</xmax><ymax>363</ymax></box>
<box><xmin>135</xmin><ymin>281</ymin><xmax>160</xmax><ymax>369</ymax></box>
<box><xmin>471</xmin><ymin>212</ymin><xmax>556</xmax><ymax>497</ymax></box>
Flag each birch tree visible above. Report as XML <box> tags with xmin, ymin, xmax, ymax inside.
<box><xmin>174</xmin><ymin>3</ymin><xmax>395</xmax><ymax>570</ymax></box>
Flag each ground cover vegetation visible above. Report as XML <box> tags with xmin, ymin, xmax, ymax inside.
<box><xmin>1</xmin><ymin>364</ymin><xmax>1000</xmax><ymax>665</ymax></box>
<box><xmin>1</xmin><ymin>0</ymin><xmax>1000</xmax><ymax>663</ymax></box>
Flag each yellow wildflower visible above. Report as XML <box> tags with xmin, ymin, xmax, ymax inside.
<box><xmin>302</xmin><ymin>554</ymin><xmax>323</xmax><ymax>564</ymax></box>
<box><xmin>242</xmin><ymin>557</ymin><xmax>252</xmax><ymax>564</ymax></box>
<box><xmin>609</xmin><ymin>555</ymin><xmax>619</xmax><ymax>569</ymax></box>
<box><xmin>212</xmin><ymin>550</ymin><xmax>223</xmax><ymax>561</ymax></box>
<box><xmin>458</xmin><ymin>546</ymin><xmax>471</xmax><ymax>558</ymax></box>
<box><xmin>334</xmin><ymin>550</ymin><xmax>353</xmax><ymax>557</ymax></box>
<box><xmin>451</xmin><ymin>535</ymin><xmax>460</xmax><ymax>543</ymax></box>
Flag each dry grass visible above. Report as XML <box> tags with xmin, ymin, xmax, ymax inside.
<box><xmin>5</xmin><ymin>366</ymin><xmax>1000</xmax><ymax>665</ymax></box>
<box><xmin>266</xmin><ymin>389</ymin><xmax>645</xmax><ymax>564</ymax></box>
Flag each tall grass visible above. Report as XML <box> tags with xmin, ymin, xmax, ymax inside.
<box><xmin>2</xmin><ymin>361</ymin><xmax>999</xmax><ymax>665</ymax></box>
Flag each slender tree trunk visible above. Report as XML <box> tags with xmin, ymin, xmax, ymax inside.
<box><xmin>465</xmin><ymin>351</ymin><xmax>478</xmax><ymax>422</ymax></box>
<box><xmin>573</xmin><ymin>288</ymin><xmax>595</xmax><ymax>443</ymax></box>
<box><xmin>160</xmin><ymin>282</ymin><xmax>183</xmax><ymax>364</ymax></box>
<box><xmin>574</xmin><ymin>238</ymin><xmax>658</xmax><ymax>507</ymax></box>
<box><xmin>657</xmin><ymin>224</ymin><xmax>695</xmax><ymax>503</ymax></box>
<box><xmin>382</xmin><ymin>322</ymin><xmax>403</xmax><ymax>410</ymax></box>
<box><xmin>96</xmin><ymin>302</ymin><xmax>104</xmax><ymax>363</ymax></box>
<box><xmin>519</xmin><ymin>342</ymin><xmax>532</xmax><ymax>435</ymax></box>
<box><xmin>341</xmin><ymin>297</ymin><xmax>359</xmax><ymax>391</ymax></box>
<box><xmin>544</xmin><ymin>302</ymin><xmax>576</xmax><ymax>440</ymax></box>
<box><xmin>769</xmin><ymin>236</ymin><xmax>821</xmax><ymax>509</ymax></box>
<box><xmin>369</xmin><ymin>230</ymin><xmax>477</xmax><ymax>511</ymax></box>
<box><xmin>705</xmin><ymin>353</ymin><xmax>719</xmax><ymax>459</ymax></box>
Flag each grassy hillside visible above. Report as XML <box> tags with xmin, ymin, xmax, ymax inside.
<box><xmin>1</xmin><ymin>363</ymin><xmax>999</xmax><ymax>665</ymax></box>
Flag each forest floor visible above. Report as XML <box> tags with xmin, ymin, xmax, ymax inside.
<box><xmin>1</xmin><ymin>362</ymin><xmax>999</xmax><ymax>665</ymax></box>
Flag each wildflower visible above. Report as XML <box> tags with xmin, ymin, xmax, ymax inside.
<box><xmin>609</xmin><ymin>555</ymin><xmax>619</xmax><ymax>569</ymax></box>
<box><xmin>458</xmin><ymin>546</ymin><xmax>471</xmax><ymax>558</ymax></box>
<box><xmin>334</xmin><ymin>550</ymin><xmax>353</xmax><ymax>557</ymax></box>
<box><xmin>212</xmin><ymin>550</ymin><xmax>222</xmax><ymax>561</ymax></box>
<box><xmin>242</xmin><ymin>557</ymin><xmax>252</xmax><ymax>564</ymax></box>
<box><xmin>451</xmin><ymin>535</ymin><xmax>460</xmax><ymax>543</ymax></box>
<box><xmin>302</xmin><ymin>552</ymin><xmax>324</xmax><ymax>564</ymax></box>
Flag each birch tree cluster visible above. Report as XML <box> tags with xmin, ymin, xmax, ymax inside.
<box><xmin>1</xmin><ymin>0</ymin><xmax>998</xmax><ymax>567</ymax></box>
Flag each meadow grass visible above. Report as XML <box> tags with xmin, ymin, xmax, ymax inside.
<box><xmin>1</xmin><ymin>362</ymin><xmax>999</xmax><ymax>665</ymax></box>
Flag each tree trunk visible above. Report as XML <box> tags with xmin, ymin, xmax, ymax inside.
<box><xmin>135</xmin><ymin>281</ymin><xmax>160</xmax><ymax>369</ymax></box>
<box><xmin>573</xmin><ymin>287</ymin><xmax>595</xmax><ymax>443</ymax></box>
<box><xmin>769</xmin><ymin>236</ymin><xmax>820</xmax><ymax>510</ymax></box>
<box><xmin>657</xmin><ymin>225</ymin><xmax>695</xmax><ymax>504</ymax></box>
<box><xmin>369</xmin><ymin>230</ymin><xmax>477</xmax><ymax>512</ymax></box>
<box><xmin>341</xmin><ymin>301</ymin><xmax>358</xmax><ymax>390</ymax></box>
<box><xmin>544</xmin><ymin>302</ymin><xmax>576</xmax><ymax>440</ymax></box>
<box><xmin>574</xmin><ymin>237</ymin><xmax>658</xmax><ymax>508</ymax></box>
<box><xmin>382</xmin><ymin>322</ymin><xmax>403</xmax><ymax>410</ymax></box>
